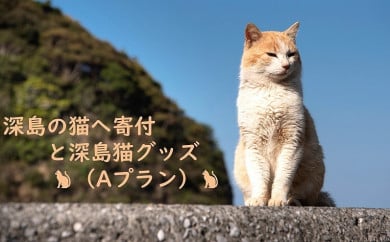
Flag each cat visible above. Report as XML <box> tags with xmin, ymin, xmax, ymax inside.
<box><xmin>202</xmin><ymin>170</ymin><xmax>218</xmax><ymax>189</ymax></box>
<box><xmin>55</xmin><ymin>170</ymin><xmax>71</xmax><ymax>189</ymax></box>
<box><xmin>234</xmin><ymin>22</ymin><xmax>335</xmax><ymax>207</ymax></box>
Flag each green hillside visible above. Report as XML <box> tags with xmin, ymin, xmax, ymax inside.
<box><xmin>0</xmin><ymin>0</ymin><xmax>232</xmax><ymax>204</ymax></box>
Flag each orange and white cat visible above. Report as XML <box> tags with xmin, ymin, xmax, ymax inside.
<box><xmin>234</xmin><ymin>22</ymin><xmax>334</xmax><ymax>206</ymax></box>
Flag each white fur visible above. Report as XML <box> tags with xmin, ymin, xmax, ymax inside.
<box><xmin>237</xmin><ymin>63</ymin><xmax>304</xmax><ymax>205</ymax></box>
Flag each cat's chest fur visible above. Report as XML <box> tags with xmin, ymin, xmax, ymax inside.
<box><xmin>237</xmin><ymin>80</ymin><xmax>303</xmax><ymax>141</ymax></box>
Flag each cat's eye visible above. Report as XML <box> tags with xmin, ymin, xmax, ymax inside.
<box><xmin>287</xmin><ymin>52</ymin><xmax>296</xmax><ymax>57</ymax></box>
<box><xmin>266</xmin><ymin>52</ymin><xmax>277</xmax><ymax>57</ymax></box>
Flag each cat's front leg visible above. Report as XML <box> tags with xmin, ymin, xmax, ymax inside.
<box><xmin>245</xmin><ymin>148</ymin><xmax>271</xmax><ymax>206</ymax></box>
<box><xmin>268</xmin><ymin>144</ymin><xmax>302</xmax><ymax>206</ymax></box>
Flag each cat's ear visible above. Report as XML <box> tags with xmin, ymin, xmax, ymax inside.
<box><xmin>284</xmin><ymin>22</ymin><xmax>300</xmax><ymax>41</ymax></box>
<box><xmin>245</xmin><ymin>23</ymin><xmax>262</xmax><ymax>47</ymax></box>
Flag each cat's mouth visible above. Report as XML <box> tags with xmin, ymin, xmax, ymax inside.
<box><xmin>267</xmin><ymin>71</ymin><xmax>293</xmax><ymax>82</ymax></box>
<box><xmin>271</xmin><ymin>71</ymin><xmax>289</xmax><ymax>77</ymax></box>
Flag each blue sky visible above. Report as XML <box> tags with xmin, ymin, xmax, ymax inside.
<box><xmin>51</xmin><ymin>0</ymin><xmax>390</xmax><ymax>208</ymax></box>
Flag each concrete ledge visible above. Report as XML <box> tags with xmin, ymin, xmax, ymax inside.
<box><xmin>0</xmin><ymin>204</ymin><xmax>389</xmax><ymax>241</ymax></box>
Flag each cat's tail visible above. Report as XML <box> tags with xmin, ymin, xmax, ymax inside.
<box><xmin>211</xmin><ymin>171</ymin><xmax>218</xmax><ymax>187</ymax></box>
<box><xmin>316</xmin><ymin>191</ymin><xmax>336</xmax><ymax>207</ymax></box>
<box><xmin>64</xmin><ymin>171</ymin><xmax>71</xmax><ymax>187</ymax></box>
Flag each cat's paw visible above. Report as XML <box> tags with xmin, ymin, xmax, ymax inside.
<box><xmin>268</xmin><ymin>197</ymin><xmax>288</xmax><ymax>207</ymax></box>
<box><xmin>245</xmin><ymin>197</ymin><xmax>268</xmax><ymax>206</ymax></box>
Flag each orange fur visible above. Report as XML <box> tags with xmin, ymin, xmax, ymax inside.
<box><xmin>242</xmin><ymin>30</ymin><xmax>299</xmax><ymax>69</ymax></box>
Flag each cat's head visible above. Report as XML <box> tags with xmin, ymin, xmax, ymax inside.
<box><xmin>240</xmin><ymin>22</ymin><xmax>301</xmax><ymax>82</ymax></box>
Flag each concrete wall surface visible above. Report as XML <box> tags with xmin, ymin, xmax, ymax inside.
<box><xmin>0</xmin><ymin>203</ymin><xmax>389</xmax><ymax>241</ymax></box>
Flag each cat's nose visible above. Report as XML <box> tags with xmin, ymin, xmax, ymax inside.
<box><xmin>282</xmin><ymin>63</ymin><xmax>290</xmax><ymax>70</ymax></box>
